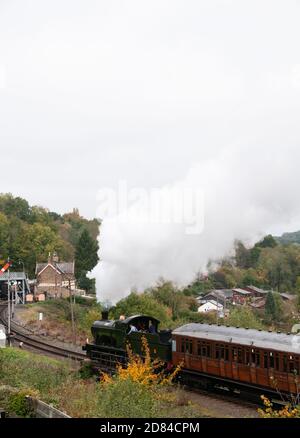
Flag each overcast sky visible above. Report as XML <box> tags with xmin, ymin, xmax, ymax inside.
<box><xmin>0</xmin><ymin>1</ymin><xmax>299</xmax><ymax>228</ymax></box>
<box><xmin>2</xmin><ymin>1</ymin><xmax>300</xmax><ymax>297</ymax></box>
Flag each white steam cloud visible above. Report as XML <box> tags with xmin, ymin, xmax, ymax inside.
<box><xmin>93</xmin><ymin>144</ymin><xmax>300</xmax><ymax>303</ymax></box>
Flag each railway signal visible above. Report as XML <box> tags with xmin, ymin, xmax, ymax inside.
<box><xmin>0</xmin><ymin>258</ymin><xmax>13</xmax><ymax>345</ymax></box>
<box><xmin>0</xmin><ymin>260</ymin><xmax>12</xmax><ymax>276</ymax></box>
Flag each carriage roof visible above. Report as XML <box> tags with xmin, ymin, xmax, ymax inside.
<box><xmin>173</xmin><ymin>323</ymin><xmax>300</xmax><ymax>354</ymax></box>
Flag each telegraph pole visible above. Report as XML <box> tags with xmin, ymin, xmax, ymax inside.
<box><xmin>69</xmin><ymin>278</ymin><xmax>76</xmax><ymax>345</ymax></box>
<box><xmin>7</xmin><ymin>257</ymin><xmax>11</xmax><ymax>345</ymax></box>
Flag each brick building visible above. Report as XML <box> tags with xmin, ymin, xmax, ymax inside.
<box><xmin>35</xmin><ymin>254</ymin><xmax>76</xmax><ymax>298</ymax></box>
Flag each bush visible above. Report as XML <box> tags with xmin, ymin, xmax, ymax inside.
<box><xmin>8</xmin><ymin>389</ymin><xmax>37</xmax><ymax>417</ymax></box>
<box><xmin>225</xmin><ymin>307</ymin><xmax>265</xmax><ymax>330</ymax></box>
<box><xmin>0</xmin><ymin>348</ymin><xmax>73</xmax><ymax>400</ymax></box>
<box><xmin>97</xmin><ymin>378</ymin><xmax>159</xmax><ymax>418</ymax></box>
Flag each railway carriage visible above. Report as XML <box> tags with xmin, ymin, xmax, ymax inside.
<box><xmin>84</xmin><ymin>315</ymin><xmax>300</xmax><ymax>399</ymax></box>
<box><xmin>172</xmin><ymin>323</ymin><xmax>300</xmax><ymax>396</ymax></box>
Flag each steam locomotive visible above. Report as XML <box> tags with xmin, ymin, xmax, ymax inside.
<box><xmin>84</xmin><ymin>312</ymin><xmax>300</xmax><ymax>400</ymax></box>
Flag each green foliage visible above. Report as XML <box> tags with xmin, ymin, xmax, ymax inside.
<box><xmin>276</xmin><ymin>230</ymin><xmax>300</xmax><ymax>245</ymax></box>
<box><xmin>0</xmin><ymin>193</ymin><xmax>100</xmax><ymax>277</ymax></box>
<box><xmin>0</xmin><ymin>212</ymin><xmax>9</xmax><ymax>257</ymax></box>
<box><xmin>75</xmin><ymin>228</ymin><xmax>99</xmax><ymax>292</ymax></box>
<box><xmin>0</xmin><ymin>348</ymin><xmax>73</xmax><ymax>403</ymax></box>
<box><xmin>111</xmin><ymin>292</ymin><xmax>173</xmax><ymax>328</ymax></box>
<box><xmin>98</xmin><ymin>378</ymin><xmax>159</xmax><ymax>418</ymax></box>
<box><xmin>31</xmin><ymin>298</ymin><xmax>102</xmax><ymax>337</ymax></box>
<box><xmin>225</xmin><ymin>307</ymin><xmax>265</xmax><ymax>330</ymax></box>
<box><xmin>197</xmin><ymin>234</ymin><xmax>300</xmax><ymax>301</ymax></box>
<box><xmin>145</xmin><ymin>280</ymin><xmax>198</xmax><ymax>320</ymax></box>
<box><xmin>77</xmin><ymin>272</ymin><xmax>96</xmax><ymax>294</ymax></box>
<box><xmin>265</xmin><ymin>292</ymin><xmax>282</xmax><ymax>322</ymax></box>
<box><xmin>8</xmin><ymin>389</ymin><xmax>36</xmax><ymax>417</ymax></box>
<box><xmin>256</xmin><ymin>235</ymin><xmax>278</xmax><ymax>249</ymax></box>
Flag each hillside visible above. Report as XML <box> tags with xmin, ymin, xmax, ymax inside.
<box><xmin>0</xmin><ymin>193</ymin><xmax>100</xmax><ymax>292</ymax></box>
<box><xmin>275</xmin><ymin>230</ymin><xmax>300</xmax><ymax>245</ymax></box>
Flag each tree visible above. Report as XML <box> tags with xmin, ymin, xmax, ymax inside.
<box><xmin>258</xmin><ymin>247</ymin><xmax>292</xmax><ymax>291</ymax></box>
<box><xmin>235</xmin><ymin>240</ymin><xmax>251</xmax><ymax>269</ymax></box>
<box><xmin>110</xmin><ymin>292</ymin><xmax>173</xmax><ymax>328</ymax></box>
<box><xmin>295</xmin><ymin>277</ymin><xmax>300</xmax><ymax>310</ymax></box>
<box><xmin>0</xmin><ymin>212</ymin><xmax>9</xmax><ymax>258</ymax></box>
<box><xmin>77</xmin><ymin>273</ymin><xmax>96</xmax><ymax>294</ymax></box>
<box><xmin>146</xmin><ymin>279</ymin><xmax>198</xmax><ymax>320</ymax></box>
<box><xmin>226</xmin><ymin>307</ymin><xmax>265</xmax><ymax>330</ymax></box>
<box><xmin>265</xmin><ymin>292</ymin><xmax>276</xmax><ymax>321</ymax></box>
<box><xmin>265</xmin><ymin>291</ymin><xmax>282</xmax><ymax>322</ymax></box>
<box><xmin>16</xmin><ymin>222</ymin><xmax>68</xmax><ymax>276</ymax></box>
<box><xmin>256</xmin><ymin>235</ymin><xmax>278</xmax><ymax>249</ymax></box>
<box><xmin>75</xmin><ymin>229</ymin><xmax>99</xmax><ymax>293</ymax></box>
<box><xmin>75</xmin><ymin>229</ymin><xmax>99</xmax><ymax>277</ymax></box>
<box><xmin>0</xmin><ymin>193</ymin><xmax>31</xmax><ymax>221</ymax></box>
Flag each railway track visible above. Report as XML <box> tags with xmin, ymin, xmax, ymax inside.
<box><xmin>0</xmin><ymin>303</ymin><xmax>86</xmax><ymax>362</ymax></box>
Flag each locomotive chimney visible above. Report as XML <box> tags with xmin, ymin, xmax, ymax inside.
<box><xmin>100</xmin><ymin>299</ymin><xmax>112</xmax><ymax>321</ymax></box>
<box><xmin>101</xmin><ymin>310</ymin><xmax>109</xmax><ymax>321</ymax></box>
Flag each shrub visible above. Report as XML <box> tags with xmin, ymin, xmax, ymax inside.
<box><xmin>8</xmin><ymin>388</ymin><xmax>37</xmax><ymax>417</ymax></box>
<box><xmin>97</xmin><ymin>378</ymin><xmax>158</xmax><ymax>418</ymax></box>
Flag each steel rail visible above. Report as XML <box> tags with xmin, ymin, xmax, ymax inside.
<box><xmin>0</xmin><ymin>303</ymin><xmax>86</xmax><ymax>361</ymax></box>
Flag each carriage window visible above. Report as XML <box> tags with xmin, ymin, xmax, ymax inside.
<box><xmin>275</xmin><ymin>354</ymin><xmax>280</xmax><ymax>371</ymax></box>
<box><xmin>256</xmin><ymin>351</ymin><xmax>261</xmax><ymax>367</ymax></box>
<box><xmin>237</xmin><ymin>348</ymin><xmax>243</xmax><ymax>364</ymax></box>
<box><xmin>181</xmin><ymin>338</ymin><xmax>193</xmax><ymax>354</ymax></box>
<box><xmin>197</xmin><ymin>342</ymin><xmax>201</xmax><ymax>356</ymax></box>
<box><xmin>288</xmin><ymin>356</ymin><xmax>295</xmax><ymax>374</ymax></box>
<box><xmin>181</xmin><ymin>340</ymin><xmax>185</xmax><ymax>353</ymax></box>
<box><xmin>245</xmin><ymin>349</ymin><xmax>250</xmax><ymax>365</ymax></box>
<box><xmin>283</xmin><ymin>355</ymin><xmax>288</xmax><ymax>373</ymax></box>
<box><xmin>269</xmin><ymin>352</ymin><xmax>274</xmax><ymax>369</ymax></box>
<box><xmin>232</xmin><ymin>348</ymin><xmax>238</xmax><ymax>362</ymax></box>
<box><xmin>264</xmin><ymin>352</ymin><xmax>268</xmax><ymax>369</ymax></box>
<box><xmin>225</xmin><ymin>346</ymin><xmax>229</xmax><ymax>361</ymax></box>
<box><xmin>207</xmin><ymin>345</ymin><xmax>211</xmax><ymax>358</ymax></box>
<box><xmin>197</xmin><ymin>341</ymin><xmax>212</xmax><ymax>358</ymax></box>
<box><xmin>215</xmin><ymin>344</ymin><xmax>225</xmax><ymax>360</ymax></box>
<box><xmin>251</xmin><ymin>349</ymin><xmax>261</xmax><ymax>367</ymax></box>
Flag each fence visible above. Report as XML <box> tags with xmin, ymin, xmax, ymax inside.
<box><xmin>27</xmin><ymin>397</ymin><xmax>71</xmax><ymax>418</ymax></box>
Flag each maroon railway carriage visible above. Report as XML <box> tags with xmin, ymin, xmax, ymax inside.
<box><xmin>172</xmin><ymin>323</ymin><xmax>300</xmax><ymax>395</ymax></box>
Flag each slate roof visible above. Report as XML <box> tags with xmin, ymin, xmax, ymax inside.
<box><xmin>35</xmin><ymin>262</ymin><xmax>74</xmax><ymax>275</ymax></box>
<box><xmin>232</xmin><ymin>288</ymin><xmax>252</xmax><ymax>296</ymax></box>
<box><xmin>173</xmin><ymin>323</ymin><xmax>300</xmax><ymax>354</ymax></box>
<box><xmin>246</xmin><ymin>285</ymin><xmax>269</xmax><ymax>295</ymax></box>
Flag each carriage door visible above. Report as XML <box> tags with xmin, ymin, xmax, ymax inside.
<box><xmin>181</xmin><ymin>337</ymin><xmax>193</xmax><ymax>368</ymax></box>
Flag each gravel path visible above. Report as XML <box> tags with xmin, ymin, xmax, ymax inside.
<box><xmin>185</xmin><ymin>389</ymin><xmax>259</xmax><ymax>418</ymax></box>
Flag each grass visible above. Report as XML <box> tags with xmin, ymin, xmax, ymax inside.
<box><xmin>15</xmin><ymin>298</ymin><xmax>101</xmax><ymax>344</ymax></box>
<box><xmin>0</xmin><ymin>347</ymin><xmax>213</xmax><ymax>418</ymax></box>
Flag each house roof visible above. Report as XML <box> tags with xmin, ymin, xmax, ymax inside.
<box><xmin>36</xmin><ymin>261</ymin><xmax>75</xmax><ymax>276</ymax></box>
<box><xmin>232</xmin><ymin>288</ymin><xmax>252</xmax><ymax>296</ymax></box>
<box><xmin>249</xmin><ymin>299</ymin><xmax>266</xmax><ymax>309</ymax></box>
<box><xmin>203</xmin><ymin>290</ymin><xmax>233</xmax><ymax>301</ymax></box>
<box><xmin>246</xmin><ymin>285</ymin><xmax>269</xmax><ymax>295</ymax></box>
<box><xmin>198</xmin><ymin>300</ymin><xmax>224</xmax><ymax>309</ymax></box>
<box><xmin>280</xmin><ymin>293</ymin><xmax>295</xmax><ymax>301</ymax></box>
